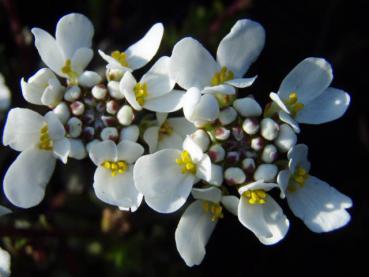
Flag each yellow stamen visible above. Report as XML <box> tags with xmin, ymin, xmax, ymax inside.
<box><xmin>211</xmin><ymin>66</ymin><xmax>234</xmax><ymax>86</ymax></box>
<box><xmin>101</xmin><ymin>160</ymin><xmax>128</xmax><ymax>177</ymax></box>
<box><xmin>175</xmin><ymin>150</ymin><xmax>196</xmax><ymax>175</ymax></box>
<box><xmin>288</xmin><ymin>166</ymin><xmax>310</xmax><ymax>192</ymax></box>
<box><xmin>158</xmin><ymin>121</ymin><xmax>173</xmax><ymax>141</ymax></box>
<box><xmin>202</xmin><ymin>201</ymin><xmax>224</xmax><ymax>221</ymax></box>
<box><xmin>38</xmin><ymin>124</ymin><xmax>53</xmax><ymax>151</ymax></box>
<box><xmin>133</xmin><ymin>82</ymin><xmax>148</xmax><ymax>106</ymax></box>
<box><xmin>61</xmin><ymin>59</ymin><xmax>78</xmax><ymax>84</ymax></box>
<box><xmin>111</xmin><ymin>50</ymin><xmax>129</xmax><ymax>67</ymax></box>
<box><xmin>243</xmin><ymin>190</ymin><xmax>267</xmax><ymax>205</ymax></box>
<box><xmin>284</xmin><ymin>91</ymin><xmax>304</xmax><ymax>117</ymax></box>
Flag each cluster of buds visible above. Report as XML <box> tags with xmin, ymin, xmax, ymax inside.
<box><xmin>1</xmin><ymin>13</ymin><xmax>352</xmax><ymax>267</ymax></box>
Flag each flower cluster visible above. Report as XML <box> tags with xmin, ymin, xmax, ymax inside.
<box><xmin>2</xmin><ymin>13</ymin><xmax>352</xmax><ymax>266</ymax></box>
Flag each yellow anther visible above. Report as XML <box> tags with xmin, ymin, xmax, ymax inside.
<box><xmin>243</xmin><ymin>189</ymin><xmax>267</xmax><ymax>205</ymax></box>
<box><xmin>111</xmin><ymin>50</ymin><xmax>129</xmax><ymax>67</ymax></box>
<box><xmin>175</xmin><ymin>150</ymin><xmax>197</xmax><ymax>175</ymax></box>
<box><xmin>133</xmin><ymin>82</ymin><xmax>148</xmax><ymax>106</ymax></box>
<box><xmin>158</xmin><ymin>121</ymin><xmax>173</xmax><ymax>140</ymax></box>
<box><xmin>101</xmin><ymin>160</ymin><xmax>128</xmax><ymax>177</ymax></box>
<box><xmin>288</xmin><ymin>166</ymin><xmax>310</xmax><ymax>192</ymax></box>
<box><xmin>61</xmin><ymin>59</ymin><xmax>78</xmax><ymax>84</ymax></box>
<box><xmin>202</xmin><ymin>201</ymin><xmax>224</xmax><ymax>222</ymax></box>
<box><xmin>38</xmin><ymin>124</ymin><xmax>53</xmax><ymax>151</ymax></box>
<box><xmin>284</xmin><ymin>92</ymin><xmax>305</xmax><ymax>117</ymax></box>
<box><xmin>211</xmin><ymin>66</ymin><xmax>234</xmax><ymax>86</ymax></box>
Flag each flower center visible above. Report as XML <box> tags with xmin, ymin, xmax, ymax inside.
<box><xmin>284</xmin><ymin>92</ymin><xmax>304</xmax><ymax>117</ymax></box>
<box><xmin>61</xmin><ymin>59</ymin><xmax>79</xmax><ymax>84</ymax></box>
<box><xmin>242</xmin><ymin>189</ymin><xmax>267</xmax><ymax>205</ymax></box>
<box><xmin>211</xmin><ymin>67</ymin><xmax>234</xmax><ymax>86</ymax></box>
<box><xmin>202</xmin><ymin>201</ymin><xmax>224</xmax><ymax>222</ymax></box>
<box><xmin>175</xmin><ymin>150</ymin><xmax>197</xmax><ymax>175</ymax></box>
<box><xmin>288</xmin><ymin>166</ymin><xmax>309</xmax><ymax>192</ymax></box>
<box><xmin>111</xmin><ymin>50</ymin><xmax>129</xmax><ymax>67</ymax></box>
<box><xmin>38</xmin><ymin>124</ymin><xmax>53</xmax><ymax>151</ymax></box>
<box><xmin>133</xmin><ymin>82</ymin><xmax>148</xmax><ymax>106</ymax></box>
<box><xmin>158</xmin><ymin>121</ymin><xmax>173</xmax><ymax>140</ymax></box>
<box><xmin>101</xmin><ymin>160</ymin><xmax>128</xmax><ymax>177</ymax></box>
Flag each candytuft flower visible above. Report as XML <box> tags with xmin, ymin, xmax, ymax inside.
<box><xmin>2</xmin><ymin>108</ymin><xmax>70</xmax><ymax>208</ymax></box>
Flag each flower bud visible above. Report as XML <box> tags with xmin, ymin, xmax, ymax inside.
<box><xmin>260</xmin><ymin>118</ymin><xmax>279</xmax><ymax>141</ymax></box>
<box><xmin>64</xmin><ymin>86</ymin><xmax>81</xmax><ymax>102</ymax></box>
<box><xmin>86</xmin><ymin>139</ymin><xmax>100</xmax><ymax>153</ymax></box>
<box><xmin>226</xmin><ymin>151</ymin><xmax>241</xmax><ymax>164</ymax></box>
<box><xmin>92</xmin><ymin>84</ymin><xmax>107</xmax><ymax>99</ymax></box>
<box><xmin>225</xmin><ymin>167</ymin><xmax>246</xmax><ymax>185</ymax></box>
<box><xmin>83</xmin><ymin>126</ymin><xmax>95</xmax><ymax>141</ymax></box>
<box><xmin>242</xmin><ymin>158</ymin><xmax>256</xmax><ymax>174</ymax></box>
<box><xmin>214</xmin><ymin>127</ymin><xmax>230</xmax><ymax>140</ymax></box>
<box><xmin>254</xmin><ymin>164</ymin><xmax>278</xmax><ymax>182</ymax></box>
<box><xmin>242</xmin><ymin>118</ymin><xmax>260</xmax><ymax>135</ymax></box>
<box><xmin>70</xmin><ymin>101</ymin><xmax>85</xmax><ymax>116</ymax></box>
<box><xmin>53</xmin><ymin>102</ymin><xmax>70</xmax><ymax>124</ymax></box>
<box><xmin>190</xmin><ymin>130</ymin><xmax>210</xmax><ymax>152</ymax></box>
<box><xmin>232</xmin><ymin>126</ymin><xmax>244</xmax><ymax>141</ymax></box>
<box><xmin>41</xmin><ymin>81</ymin><xmax>64</xmax><ymax>107</ymax></box>
<box><xmin>107</xmin><ymin>68</ymin><xmax>124</xmax><ymax>81</ymax></box>
<box><xmin>261</xmin><ymin>144</ymin><xmax>278</xmax><ymax>163</ymax></box>
<box><xmin>101</xmin><ymin>115</ymin><xmax>117</xmax><ymax>127</ymax></box>
<box><xmin>82</xmin><ymin>110</ymin><xmax>95</xmax><ymax>125</ymax></box>
<box><xmin>78</xmin><ymin>71</ymin><xmax>102</xmax><ymax>87</ymax></box>
<box><xmin>208</xmin><ymin>164</ymin><xmax>224</xmax><ymax>186</ymax></box>
<box><xmin>233</xmin><ymin>97</ymin><xmax>262</xmax><ymax>117</ymax></box>
<box><xmin>106</xmin><ymin>100</ymin><xmax>119</xmax><ymax>114</ymax></box>
<box><xmin>120</xmin><ymin>125</ymin><xmax>140</xmax><ymax>142</ymax></box>
<box><xmin>219</xmin><ymin>107</ymin><xmax>237</xmax><ymax>125</ymax></box>
<box><xmin>100</xmin><ymin>127</ymin><xmax>118</xmax><ymax>141</ymax></box>
<box><xmin>208</xmin><ymin>144</ymin><xmax>225</xmax><ymax>163</ymax></box>
<box><xmin>275</xmin><ymin>124</ymin><xmax>297</xmax><ymax>153</ymax></box>
<box><xmin>68</xmin><ymin>138</ymin><xmax>87</xmax><ymax>160</ymax></box>
<box><xmin>108</xmin><ymin>81</ymin><xmax>124</xmax><ymax>99</ymax></box>
<box><xmin>251</xmin><ymin>137</ymin><xmax>264</xmax><ymax>151</ymax></box>
<box><xmin>117</xmin><ymin>105</ymin><xmax>134</xmax><ymax>126</ymax></box>
<box><xmin>67</xmin><ymin>117</ymin><xmax>82</xmax><ymax>138</ymax></box>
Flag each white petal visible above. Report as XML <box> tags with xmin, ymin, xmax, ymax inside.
<box><xmin>143</xmin><ymin>126</ymin><xmax>159</xmax><ymax>153</ymax></box>
<box><xmin>221</xmin><ymin>196</ymin><xmax>239</xmax><ymax>216</ymax></box>
<box><xmin>226</xmin><ymin>76</ymin><xmax>257</xmax><ymax>88</ymax></box>
<box><xmin>269</xmin><ymin>92</ymin><xmax>290</xmax><ymax>113</ymax></box>
<box><xmin>287</xmin><ymin>144</ymin><xmax>310</xmax><ymax>173</ymax></box>
<box><xmin>202</xmin><ymin>84</ymin><xmax>235</xmax><ymax>95</ymax></box>
<box><xmin>168</xmin><ymin>117</ymin><xmax>196</xmax><ymax>137</ymax></box>
<box><xmin>134</xmin><ymin>149</ymin><xmax>196</xmax><ymax>213</ymax></box>
<box><xmin>208</xmin><ymin>163</ymin><xmax>224</xmax><ymax>186</ymax></box>
<box><xmin>190</xmin><ymin>94</ymin><xmax>219</xmax><ymax>123</ymax></box>
<box><xmin>98</xmin><ymin>49</ymin><xmax>130</xmax><ymax>71</ymax></box>
<box><xmin>278</xmin><ymin>57</ymin><xmax>333</xmax><ymax>104</ymax></box>
<box><xmin>125</xmin><ymin>23</ymin><xmax>164</xmax><ymax>70</ymax></box>
<box><xmin>53</xmin><ymin>137</ymin><xmax>70</xmax><ymax>163</ymax></box>
<box><xmin>68</xmin><ymin>138</ymin><xmax>87</xmax><ymax>160</ymax></box>
<box><xmin>175</xmin><ymin>200</ymin><xmax>216</xmax><ymax>266</ymax></box>
<box><xmin>120</xmin><ymin>71</ymin><xmax>141</xmax><ymax>110</ymax></box>
<box><xmin>278</xmin><ymin>111</ymin><xmax>300</xmax><ymax>134</ymax></box>
<box><xmin>117</xmin><ymin>140</ymin><xmax>144</xmax><ymax>163</ymax></box>
<box><xmin>276</xmin><ymin>170</ymin><xmax>291</xmax><ymax>199</ymax></box>
<box><xmin>157</xmin><ymin>133</ymin><xmax>183</xmax><ymax>151</ymax></box>
<box><xmin>143</xmin><ymin>90</ymin><xmax>185</xmax><ymax>112</ymax></box>
<box><xmin>296</xmin><ymin>87</ymin><xmax>350</xmax><ymax>124</ymax></box>
<box><xmin>55</xmin><ymin>13</ymin><xmax>94</xmax><ymax>58</ymax></box>
<box><xmin>31</xmin><ymin>28</ymin><xmax>64</xmax><ymax>76</ymax></box>
<box><xmin>217</xmin><ymin>19</ymin><xmax>265</xmax><ymax>77</ymax></box>
<box><xmin>196</xmin><ymin>155</ymin><xmax>212</xmax><ymax>182</ymax></box>
<box><xmin>3</xmin><ymin>108</ymin><xmax>44</xmax><ymax>151</ymax></box>
<box><xmin>239</xmin><ymin>180</ymin><xmax>277</xmax><ymax>193</ymax></box>
<box><xmin>88</xmin><ymin>140</ymin><xmax>117</xmax><ymax>165</ymax></box>
<box><xmin>182</xmin><ymin>87</ymin><xmax>201</xmax><ymax>121</ymax></box>
<box><xmin>170</xmin><ymin>37</ymin><xmax>219</xmax><ymax>90</ymax></box>
<box><xmin>3</xmin><ymin>149</ymin><xmax>56</xmax><ymax>208</ymax></box>
<box><xmin>183</xmin><ymin>136</ymin><xmax>204</xmax><ymax>163</ymax></box>
<box><xmin>44</xmin><ymin>111</ymin><xmax>66</xmax><ymax>141</ymax></box>
<box><xmin>141</xmin><ymin>56</ymin><xmax>175</xmax><ymax>97</ymax></box>
<box><xmin>93</xmin><ymin>166</ymin><xmax>142</xmax><ymax>210</ymax></box>
<box><xmin>71</xmin><ymin>48</ymin><xmax>94</xmax><ymax>74</ymax></box>
<box><xmin>156</xmin><ymin>112</ymin><xmax>168</xmax><ymax>126</ymax></box>
<box><xmin>287</xmin><ymin>176</ymin><xmax>352</xmax><ymax>233</ymax></box>
<box><xmin>192</xmin><ymin>187</ymin><xmax>222</xmax><ymax>203</ymax></box>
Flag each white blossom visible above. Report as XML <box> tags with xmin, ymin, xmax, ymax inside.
<box><xmin>0</xmin><ymin>74</ymin><xmax>11</xmax><ymax>112</ymax></box>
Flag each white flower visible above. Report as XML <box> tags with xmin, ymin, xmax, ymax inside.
<box><xmin>175</xmin><ymin>187</ymin><xmax>238</xmax><ymax>266</ymax></box>
<box><xmin>276</xmin><ymin>144</ymin><xmax>352</xmax><ymax>232</ymax></box>
<box><xmin>134</xmin><ymin>136</ymin><xmax>212</xmax><ymax>213</ymax></box>
<box><xmin>269</xmin><ymin>57</ymin><xmax>350</xmax><ymax>133</ymax></box>
<box><xmin>89</xmin><ymin>140</ymin><xmax>144</xmax><ymax>211</ymax></box>
<box><xmin>21</xmin><ymin>68</ymin><xmax>65</xmax><ymax>107</ymax></box>
<box><xmin>120</xmin><ymin>56</ymin><xmax>185</xmax><ymax>112</ymax></box>
<box><xmin>170</xmin><ymin>19</ymin><xmax>265</xmax><ymax>125</ymax></box>
<box><xmin>0</xmin><ymin>74</ymin><xmax>11</xmax><ymax>112</ymax></box>
<box><xmin>143</xmin><ymin>113</ymin><xmax>196</xmax><ymax>153</ymax></box>
<box><xmin>99</xmin><ymin>23</ymin><xmax>164</xmax><ymax>74</ymax></box>
<box><xmin>2</xmin><ymin>108</ymin><xmax>70</xmax><ymax>208</ymax></box>
<box><xmin>238</xmin><ymin>180</ymin><xmax>289</xmax><ymax>245</ymax></box>
<box><xmin>0</xmin><ymin>246</ymin><xmax>11</xmax><ymax>277</ymax></box>
<box><xmin>32</xmin><ymin>13</ymin><xmax>94</xmax><ymax>82</ymax></box>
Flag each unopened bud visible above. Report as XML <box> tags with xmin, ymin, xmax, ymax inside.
<box><xmin>251</xmin><ymin>137</ymin><xmax>264</xmax><ymax>151</ymax></box>
<box><xmin>106</xmin><ymin>100</ymin><xmax>120</xmax><ymax>114</ymax></box>
<box><xmin>242</xmin><ymin>118</ymin><xmax>259</xmax><ymax>135</ymax></box>
<box><xmin>242</xmin><ymin>158</ymin><xmax>256</xmax><ymax>174</ymax></box>
<box><xmin>233</xmin><ymin>97</ymin><xmax>262</xmax><ymax>117</ymax></box>
<box><xmin>120</xmin><ymin>125</ymin><xmax>140</xmax><ymax>142</ymax></box>
<box><xmin>108</xmin><ymin>81</ymin><xmax>124</xmax><ymax>99</ymax></box>
<box><xmin>231</xmin><ymin>126</ymin><xmax>244</xmax><ymax>141</ymax></box>
<box><xmin>83</xmin><ymin>126</ymin><xmax>95</xmax><ymax>141</ymax></box>
<box><xmin>107</xmin><ymin>68</ymin><xmax>124</xmax><ymax>81</ymax></box>
<box><xmin>275</xmin><ymin>124</ymin><xmax>297</xmax><ymax>153</ymax></box>
<box><xmin>190</xmin><ymin>130</ymin><xmax>210</xmax><ymax>152</ymax></box>
<box><xmin>225</xmin><ymin>167</ymin><xmax>246</xmax><ymax>185</ymax></box>
<box><xmin>226</xmin><ymin>151</ymin><xmax>241</xmax><ymax>164</ymax></box>
<box><xmin>53</xmin><ymin>102</ymin><xmax>70</xmax><ymax>124</ymax></box>
<box><xmin>79</xmin><ymin>71</ymin><xmax>102</xmax><ymax>87</ymax></box>
<box><xmin>117</xmin><ymin>105</ymin><xmax>134</xmax><ymax>126</ymax></box>
<box><xmin>100</xmin><ymin>127</ymin><xmax>118</xmax><ymax>141</ymax></box>
<box><xmin>70</xmin><ymin>101</ymin><xmax>85</xmax><ymax>116</ymax></box>
<box><xmin>67</xmin><ymin>117</ymin><xmax>82</xmax><ymax>138</ymax></box>
<box><xmin>101</xmin><ymin>115</ymin><xmax>117</xmax><ymax>127</ymax></box>
<box><xmin>260</xmin><ymin>118</ymin><xmax>279</xmax><ymax>141</ymax></box>
<box><xmin>68</xmin><ymin>139</ymin><xmax>87</xmax><ymax>160</ymax></box>
<box><xmin>214</xmin><ymin>127</ymin><xmax>230</xmax><ymax>140</ymax></box>
<box><xmin>219</xmin><ymin>107</ymin><xmax>237</xmax><ymax>125</ymax></box>
<box><xmin>254</xmin><ymin>164</ymin><xmax>278</xmax><ymax>182</ymax></box>
<box><xmin>261</xmin><ymin>144</ymin><xmax>278</xmax><ymax>163</ymax></box>
<box><xmin>64</xmin><ymin>86</ymin><xmax>81</xmax><ymax>102</ymax></box>
<box><xmin>92</xmin><ymin>84</ymin><xmax>107</xmax><ymax>99</ymax></box>
<box><xmin>208</xmin><ymin>144</ymin><xmax>225</xmax><ymax>162</ymax></box>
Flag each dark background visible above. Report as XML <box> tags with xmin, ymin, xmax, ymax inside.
<box><xmin>0</xmin><ymin>0</ymin><xmax>368</xmax><ymax>276</ymax></box>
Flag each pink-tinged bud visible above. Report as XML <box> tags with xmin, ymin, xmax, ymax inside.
<box><xmin>226</xmin><ymin>151</ymin><xmax>240</xmax><ymax>164</ymax></box>
<box><xmin>101</xmin><ymin>115</ymin><xmax>117</xmax><ymax>127</ymax></box>
<box><xmin>100</xmin><ymin>127</ymin><xmax>118</xmax><ymax>141</ymax></box>
<box><xmin>214</xmin><ymin>127</ymin><xmax>230</xmax><ymax>140</ymax></box>
<box><xmin>251</xmin><ymin>137</ymin><xmax>264</xmax><ymax>151</ymax></box>
<box><xmin>232</xmin><ymin>126</ymin><xmax>244</xmax><ymax>141</ymax></box>
<box><xmin>81</xmin><ymin>110</ymin><xmax>95</xmax><ymax>125</ymax></box>
<box><xmin>70</xmin><ymin>101</ymin><xmax>85</xmax><ymax>116</ymax></box>
<box><xmin>225</xmin><ymin>167</ymin><xmax>246</xmax><ymax>185</ymax></box>
<box><xmin>242</xmin><ymin>118</ymin><xmax>259</xmax><ymax>135</ymax></box>
<box><xmin>83</xmin><ymin>126</ymin><xmax>95</xmax><ymax>141</ymax></box>
<box><xmin>95</xmin><ymin>102</ymin><xmax>106</xmax><ymax>113</ymax></box>
<box><xmin>242</xmin><ymin>158</ymin><xmax>256</xmax><ymax>174</ymax></box>
<box><xmin>106</xmin><ymin>100</ymin><xmax>120</xmax><ymax>115</ymax></box>
<box><xmin>64</xmin><ymin>86</ymin><xmax>81</xmax><ymax>102</ymax></box>
<box><xmin>219</xmin><ymin>107</ymin><xmax>237</xmax><ymax>125</ymax></box>
<box><xmin>92</xmin><ymin>84</ymin><xmax>107</xmax><ymax>99</ymax></box>
<box><xmin>260</xmin><ymin>118</ymin><xmax>279</xmax><ymax>141</ymax></box>
<box><xmin>208</xmin><ymin>144</ymin><xmax>225</xmax><ymax>163</ymax></box>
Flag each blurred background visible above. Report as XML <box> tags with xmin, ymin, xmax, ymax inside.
<box><xmin>0</xmin><ymin>0</ymin><xmax>368</xmax><ymax>275</ymax></box>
